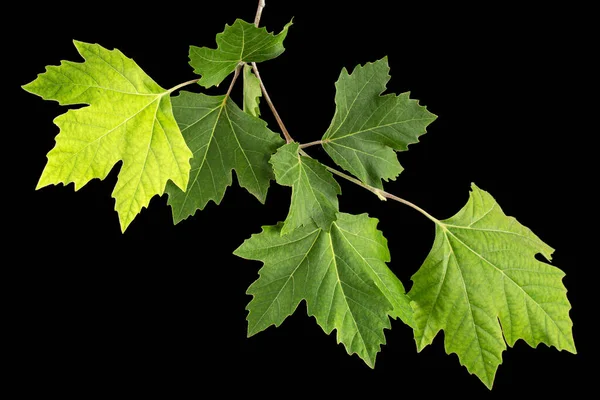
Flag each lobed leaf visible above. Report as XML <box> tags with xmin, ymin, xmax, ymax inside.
<box><xmin>322</xmin><ymin>58</ymin><xmax>436</xmax><ymax>189</ymax></box>
<box><xmin>165</xmin><ymin>91</ymin><xmax>284</xmax><ymax>223</ymax></box>
<box><xmin>234</xmin><ymin>212</ymin><xmax>413</xmax><ymax>367</ymax></box>
<box><xmin>189</xmin><ymin>19</ymin><xmax>292</xmax><ymax>88</ymax></box>
<box><xmin>409</xmin><ymin>184</ymin><xmax>576</xmax><ymax>388</ymax></box>
<box><xmin>23</xmin><ymin>41</ymin><xmax>192</xmax><ymax>232</ymax></box>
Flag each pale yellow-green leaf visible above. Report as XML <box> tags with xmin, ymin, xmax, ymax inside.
<box><xmin>23</xmin><ymin>41</ymin><xmax>192</xmax><ymax>231</ymax></box>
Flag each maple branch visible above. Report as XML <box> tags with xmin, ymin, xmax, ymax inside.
<box><xmin>167</xmin><ymin>78</ymin><xmax>199</xmax><ymax>94</ymax></box>
<box><xmin>255</xmin><ymin>0</ymin><xmax>266</xmax><ymax>26</ymax></box>
<box><xmin>326</xmin><ymin>163</ymin><xmax>440</xmax><ymax>224</ymax></box>
<box><xmin>251</xmin><ymin>66</ymin><xmax>293</xmax><ymax>143</ymax></box>
<box><xmin>251</xmin><ymin>1</ymin><xmax>293</xmax><ymax>144</ymax></box>
<box><xmin>252</xmin><ymin>0</ymin><xmax>436</xmax><ymax>223</ymax></box>
<box><xmin>298</xmin><ymin>148</ymin><xmax>440</xmax><ymax>224</ymax></box>
<box><xmin>225</xmin><ymin>64</ymin><xmax>243</xmax><ymax>99</ymax></box>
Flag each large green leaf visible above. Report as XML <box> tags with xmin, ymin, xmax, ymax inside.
<box><xmin>23</xmin><ymin>40</ymin><xmax>192</xmax><ymax>232</ymax></box>
<box><xmin>322</xmin><ymin>58</ymin><xmax>436</xmax><ymax>189</ymax></box>
<box><xmin>243</xmin><ymin>64</ymin><xmax>262</xmax><ymax>117</ymax></box>
<box><xmin>190</xmin><ymin>19</ymin><xmax>292</xmax><ymax>88</ymax></box>
<box><xmin>409</xmin><ymin>184</ymin><xmax>576</xmax><ymax>388</ymax></box>
<box><xmin>270</xmin><ymin>142</ymin><xmax>341</xmax><ymax>234</ymax></box>
<box><xmin>234</xmin><ymin>212</ymin><xmax>413</xmax><ymax>367</ymax></box>
<box><xmin>165</xmin><ymin>91</ymin><xmax>284</xmax><ymax>223</ymax></box>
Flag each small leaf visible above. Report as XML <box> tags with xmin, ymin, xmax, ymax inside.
<box><xmin>243</xmin><ymin>64</ymin><xmax>262</xmax><ymax>117</ymax></box>
<box><xmin>234</xmin><ymin>212</ymin><xmax>413</xmax><ymax>367</ymax></box>
<box><xmin>270</xmin><ymin>142</ymin><xmax>341</xmax><ymax>234</ymax></box>
<box><xmin>166</xmin><ymin>91</ymin><xmax>284</xmax><ymax>223</ymax></box>
<box><xmin>409</xmin><ymin>184</ymin><xmax>575</xmax><ymax>389</ymax></box>
<box><xmin>23</xmin><ymin>41</ymin><xmax>192</xmax><ymax>232</ymax></box>
<box><xmin>190</xmin><ymin>19</ymin><xmax>292</xmax><ymax>88</ymax></box>
<box><xmin>322</xmin><ymin>58</ymin><xmax>436</xmax><ymax>189</ymax></box>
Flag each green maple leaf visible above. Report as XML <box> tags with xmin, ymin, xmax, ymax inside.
<box><xmin>270</xmin><ymin>142</ymin><xmax>341</xmax><ymax>234</ymax></box>
<box><xmin>23</xmin><ymin>41</ymin><xmax>192</xmax><ymax>232</ymax></box>
<box><xmin>165</xmin><ymin>91</ymin><xmax>284</xmax><ymax>223</ymax></box>
<box><xmin>408</xmin><ymin>184</ymin><xmax>576</xmax><ymax>388</ymax></box>
<box><xmin>322</xmin><ymin>58</ymin><xmax>436</xmax><ymax>189</ymax></box>
<box><xmin>190</xmin><ymin>19</ymin><xmax>292</xmax><ymax>88</ymax></box>
<box><xmin>234</xmin><ymin>212</ymin><xmax>413</xmax><ymax>367</ymax></box>
<box><xmin>243</xmin><ymin>64</ymin><xmax>262</xmax><ymax>117</ymax></box>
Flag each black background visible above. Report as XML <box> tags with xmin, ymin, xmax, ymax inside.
<box><xmin>11</xmin><ymin>0</ymin><xmax>592</xmax><ymax>396</ymax></box>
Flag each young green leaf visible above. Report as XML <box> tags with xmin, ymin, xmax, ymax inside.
<box><xmin>165</xmin><ymin>91</ymin><xmax>284</xmax><ymax>223</ymax></box>
<box><xmin>243</xmin><ymin>64</ymin><xmax>262</xmax><ymax>117</ymax></box>
<box><xmin>23</xmin><ymin>41</ymin><xmax>192</xmax><ymax>232</ymax></box>
<box><xmin>322</xmin><ymin>58</ymin><xmax>436</xmax><ymax>189</ymax></box>
<box><xmin>409</xmin><ymin>184</ymin><xmax>576</xmax><ymax>389</ymax></box>
<box><xmin>190</xmin><ymin>19</ymin><xmax>292</xmax><ymax>88</ymax></box>
<box><xmin>234</xmin><ymin>212</ymin><xmax>413</xmax><ymax>367</ymax></box>
<box><xmin>270</xmin><ymin>143</ymin><xmax>341</xmax><ymax>234</ymax></box>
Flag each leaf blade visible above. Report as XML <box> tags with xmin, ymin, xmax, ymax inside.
<box><xmin>166</xmin><ymin>91</ymin><xmax>284</xmax><ymax>223</ymax></box>
<box><xmin>243</xmin><ymin>64</ymin><xmax>262</xmax><ymax>117</ymax></box>
<box><xmin>409</xmin><ymin>184</ymin><xmax>575</xmax><ymax>388</ymax></box>
<box><xmin>189</xmin><ymin>19</ymin><xmax>292</xmax><ymax>88</ymax></box>
<box><xmin>322</xmin><ymin>58</ymin><xmax>436</xmax><ymax>188</ymax></box>
<box><xmin>23</xmin><ymin>41</ymin><xmax>192</xmax><ymax>232</ymax></box>
<box><xmin>235</xmin><ymin>212</ymin><xmax>412</xmax><ymax>367</ymax></box>
<box><xmin>270</xmin><ymin>142</ymin><xmax>341</xmax><ymax>234</ymax></box>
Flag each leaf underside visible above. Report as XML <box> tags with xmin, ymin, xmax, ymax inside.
<box><xmin>234</xmin><ymin>212</ymin><xmax>413</xmax><ymax>367</ymax></box>
<box><xmin>23</xmin><ymin>40</ymin><xmax>192</xmax><ymax>232</ymax></box>
<box><xmin>409</xmin><ymin>184</ymin><xmax>576</xmax><ymax>388</ymax></box>
<box><xmin>165</xmin><ymin>91</ymin><xmax>284</xmax><ymax>223</ymax></box>
<box><xmin>322</xmin><ymin>57</ymin><xmax>436</xmax><ymax>189</ymax></box>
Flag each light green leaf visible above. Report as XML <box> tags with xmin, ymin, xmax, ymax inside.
<box><xmin>234</xmin><ymin>212</ymin><xmax>413</xmax><ymax>367</ymax></box>
<box><xmin>166</xmin><ymin>91</ymin><xmax>284</xmax><ymax>223</ymax></box>
<box><xmin>190</xmin><ymin>19</ymin><xmax>292</xmax><ymax>88</ymax></box>
<box><xmin>322</xmin><ymin>58</ymin><xmax>436</xmax><ymax>189</ymax></box>
<box><xmin>409</xmin><ymin>184</ymin><xmax>575</xmax><ymax>389</ymax></box>
<box><xmin>243</xmin><ymin>64</ymin><xmax>262</xmax><ymax>117</ymax></box>
<box><xmin>23</xmin><ymin>40</ymin><xmax>192</xmax><ymax>232</ymax></box>
<box><xmin>270</xmin><ymin>142</ymin><xmax>341</xmax><ymax>234</ymax></box>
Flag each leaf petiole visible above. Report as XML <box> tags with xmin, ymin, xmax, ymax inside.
<box><xmin>299</xmin><ymin>140</ymin><xmax>326</xmax><ymax>149</ymax></box>
<box><xmin>166</xmin><ymin>78</ymin><xmax>200</xmax><ymax>94</ymax></box>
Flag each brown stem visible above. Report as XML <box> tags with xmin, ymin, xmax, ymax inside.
<box><xmin>254</xmin><ymin>0</ymin><xmax>266</xmax><ymax>26</ymax></box>
<box><xmin>251</xmin><ymin>0</ymin><xmax>293</xmax><ymax>143</ymax></box>
<box><xmin>327</xmin><ymin>164</ymin><xmax>440</xmax><ymax>223</ymax></box>
<box><xmin>224</xmin><ymin>64</ymin><xmax>242</xmax><ymax>100</ymax></box>
<box><xmin>251</xmin><ymin>0</ymin><xmax>439</xmax><ymax>224</ymax></box>
<box><xmin>251</xmin><ymin>62</ymin><xmax>293</xmax><ymax>143</ymax></box>
<box><xmin>298</xmin><ymin>148</ymin><xmax>440</xmax><ymax>224</ymax></box>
